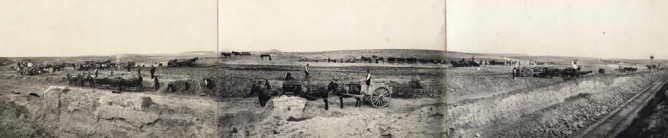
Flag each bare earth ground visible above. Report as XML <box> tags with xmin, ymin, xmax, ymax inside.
<box><xmin>219</xmin><ymin>97</ymin><xmax>445</xmax><ymax>138</ymax></box>
<box><xmin>218</xmin><ymin>50</ymin><xmax>448</xmax><ymax>138</ymax></box>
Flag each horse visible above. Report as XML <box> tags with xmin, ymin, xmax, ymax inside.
<box><xmin>260</xmin><ymin>54</ymin><xmax>272</xmax><ymax>61</ymax></box>
<box><xmin>231</xmin><ymin>51</ymin><xmax>241</xmax><ymax>56</ymax></box>
<box><xmin>221</xmin><ymin>53</ymin><xmax>232</xmax><ymax>58</ymax></box>
<box><xmin>360</xmin><ymin>56</ymin><xmax>373</xmax><ymax>63</ymax></box>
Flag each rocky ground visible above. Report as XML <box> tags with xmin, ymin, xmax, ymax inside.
<box><xmin>616</xmin><ymin>84</ymin><xmax>668</xmax><ymax>138</ymax></box>
<box><xmin>447</xmin><ymin>69</ymin><xmax>666</xmax><ymax>138</ymax></box>
<box><xmin>0</xmin><ymin>75</ymin><xmax>219</xmax><ymax>137</ymax></box>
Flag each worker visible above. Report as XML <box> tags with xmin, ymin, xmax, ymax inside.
<box><xmin>364</xmin><ymin>69</ymin><xmax>371</xmax><ymax>95</ymax></box>
<box><xmin>137</xmin><ymin>67</ymin><xmax>141</xmax><ymax>77</ymax></box>
<box><xmin>154</xmin><ymin>77</ymin><xmax>160</xmax><ymax>91</ymax></box>
<box><xmin>304</xmin><ymin>64</ymin><xmax>310</xmax><ymax>78</ymax></box>
<box><xmin>150</xmin><ymin>66</ymin><xmax>156</xmax><ymax>79</ymax></box>
<box><xmin>510</xmin><ymin>67</ymin><xmax>517</xmax><ymax>79</ymax></box>
<box><xmin>94</xmin><ymin>68</ymin><xmax>99</xmax><ymax>78</ymax></box>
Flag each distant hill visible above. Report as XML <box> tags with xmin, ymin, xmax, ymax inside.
<box><xmin>275</xmin><ymin>49</ymin><xmax>446</xmax><ymax>59</ymax></box>
<box><xmin>447</xmin><ymin>50</ymin><xmax>668</xmax><ymax>66</ymax></box>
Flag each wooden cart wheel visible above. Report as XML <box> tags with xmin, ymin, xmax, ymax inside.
<box><xmin>371</xmin><ymin>87</ymin><xmax>391</xmax><ymax>108</ymax></box>
<box><xmin>522</xmin><ymin>69</ymin><xmax>533</xmax><ymax>77</ymax></box>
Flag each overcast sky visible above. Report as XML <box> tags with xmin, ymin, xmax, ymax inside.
<box><xmin>1</xmin><ymin>0</ymin><xmax>444</xmax><ymax>57</ymax></box>
<box><xmin>0</xmin><ymin>0</ymin><xmax>217</xmax><ymax>57</ymax></box>
<box><xmin>447</xmin><ymin>0</ymin><xmax>668</xmax><ymax>60</ymax></box>
<box><xmin>220</xmin><ymin>0</ymin><xmax>446</xmax><ymax>52</ymax></box>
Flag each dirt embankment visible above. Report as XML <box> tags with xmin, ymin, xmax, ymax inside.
<box><xmin>219</xmin><ymin>96</ymin><xmax>446</xmax><ymax>138</ymax></box>
<box><xmin>0</xmin><ymin>86</ymin><xmax>219</xmax><ymax>137</ymax></box>
<box><xmin>447</xmin><ymin>71</ymin><xmax>667</xmax><ymax>137</ymax></box>
<box><xmin>617</xmin><ymin>84</ymin><xmax>668</xmax><ymax>138</ymax></box>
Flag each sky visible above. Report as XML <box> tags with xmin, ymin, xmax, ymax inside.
<box><xmin>447</xmin><ymin>0</ymin><xmax>668</xmax><ymax>60</ymax></box>
<box><xmin>0</xmin><ymin>0</ymin><xmax>445</xmax><ymax>57</ymax></box>
<box><xmin>0</xmin><ymin>0</ymin><xmax>217</xmax><ymax>57</ymax></box>
<box><xmin>220</xmin><ymin>0</ymin><xmax>446</xmax><ymax>52</ymax></box>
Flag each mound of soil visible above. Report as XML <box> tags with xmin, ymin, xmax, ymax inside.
<box><xmin>219</xmin><ymin>97</ymin><xmax>445</xmax><ymax>138</ymax></box>
<box><xmin>0</xmin><ymin>86</ymin><xmax>218</xmax><ymax>137</ymax></box>
<box><xmin>447</xmin><ymin>71</ymin><xmax>666</xmax><ymax>137</ymax></box>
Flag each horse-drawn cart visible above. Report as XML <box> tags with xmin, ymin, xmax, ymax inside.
<box><xmin>338</xmin><ymin>79</ymin><xmax>392</xmax><ymax>108</ymax></box>
<box><xmin>268</xmin><ymin>78</ymin><xmax>392</xmax><ymax>108</ymax></box>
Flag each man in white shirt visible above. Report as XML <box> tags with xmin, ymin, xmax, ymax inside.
<box><xmin>364</xmin><ymin>69</ymin><xmax>371</xmax><ymax>94</ymax></box>
<box><xmin>304</xmin><ymin>64</ymin><xmax>310</xmax><ymax>78</ymax></box>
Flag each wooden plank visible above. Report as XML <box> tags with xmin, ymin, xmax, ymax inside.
<box><xmin>339</xmin><ymin>93</ymin><xmax>365</xmax><ymax>98</ymax></box>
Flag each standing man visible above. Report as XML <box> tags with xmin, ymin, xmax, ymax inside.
<box><xmin>137</xmin><ymin>67</ymin><xmax>142</xmax><ymax>77</ymax></box>
<box><xmin>304</xmin><ymin>64</ymin><xmax>310</xmax><ymax>78</ymax></box>
<box><xmin>364</xmin><ymin>69</ymin><xmax>371</xmax><ymax>94</ymax></box>
<box><xmin>150</xmin><ymin>66</ymin><xmax>156</xmax><ymax>79</ymax></box>
<box><xmin>94</xmin><ymin>68</ymin><xmax>99</xmax><ymax>78</ymax></box>
<box><xmin>126</xmin><ymin>62</ymin><xmax>132</xmax><ymax>72</ymax></box>
<box><xmin>510</xmin><ymin>67</ymin><xmax>517</xmax><ymax>80</ymax></box>
<box><xmin>154</xmin><ymin>77</ymin><xmax>160</xmax><ymax>91</ymax></box>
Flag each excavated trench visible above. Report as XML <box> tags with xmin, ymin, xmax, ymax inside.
<box><xmin>617</xmin><ymin>81</ymin><xmax>668</xmax><ymax>138</ymax></box>
<box><xmin>446</xmin><ymin>71</ymin><xmax>667</xmax><ymax>138</ymax></box>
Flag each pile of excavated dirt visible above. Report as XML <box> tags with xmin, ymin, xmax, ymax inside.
<box><xmin>617</xmin><ymin>87</ymin><xmax>668</xmax><ymax>138</ymax></box>
<box><xmin>0</xmin><ymin>86</ymin><xmax>218</xmax><ymax>137</ymax></box>
<box><xmin>446</xmin><ymin>71</ymin><xmax>666</xmax><ymax>138</ymax></box>
<box><xmin>219</xmin><ymin>97</ymin><xmax>445</xmax><ymax>138</ymax></box>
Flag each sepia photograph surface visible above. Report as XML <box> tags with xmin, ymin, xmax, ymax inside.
<box><xmin>447</xmin><ymin>0</ymin><xmax>668</xmax><ymax>138</ymax></box>
<box><xmin>0</xmin><ymin>0</ymin><xmax>446</xmax><ymax>138</ymax></box>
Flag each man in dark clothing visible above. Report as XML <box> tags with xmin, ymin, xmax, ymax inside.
<box><xmin>512</xmin><ymin>67</ymin><xmax>517</xmax><ymax>79</ymax></box>
<box><xmin>154</xmin><ymin>77</ymin><xmax>160</xmax><ymax>91</ymax></box>
<box><xmin>126</xmin><ymin>62</ymin><xmax>132</xmax><ymax>72</ymax></box>
<box><xmin>118</xmin><ymin>77</ymin><xmax>124</xmax><ymax>92</ymax></box>
<box><xmin>150</xmin><ymin>66</ymin><xmax>156</xmax><ymax>79</ymax></box>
